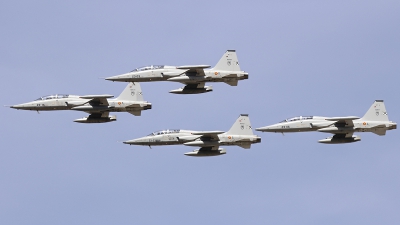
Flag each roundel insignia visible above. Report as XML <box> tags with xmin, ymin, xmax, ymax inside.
<box><xmin>363</xmin><ymin>122</ymin><xmax>366</xmax><ymax>125</ymax></box>
<box><xmin>228</xmin><ymin>136</ymin><xmax>232</xmax><ymax>139</ymax></box>
<box><xmin>118</xmin><ymin>102</ymin><xmax>121</xmax><ymax>105</ymax></box>
<box><xmin>214</xmin><ymin>72</ymin><xmax>218</xmax><ymax>75</ymax></box>
<box><xmin>227</xmin><ymin>61</ymin><xmax>231</xmax><ymax>66</ymax></box>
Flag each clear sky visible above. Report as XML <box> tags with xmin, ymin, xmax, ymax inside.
<box><xmin>1</xmin><ymin>1</ymin><xmax>399</xmax><ymax>224</ymax></box>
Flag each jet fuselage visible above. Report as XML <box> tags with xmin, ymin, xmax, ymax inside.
<box><xmin>124</xmin><ymin>129</ymin><xmax>261</xmax><ymax>147</ymax></box>
<box><xmin>106</xmin><ymin>66</ymin><xmax>248</xmax><ymax>84</ymax></box>
<box><xmin>11</xmin><ymin>95</ymin><xmax>151</xmax><ymax>113</ymax></box>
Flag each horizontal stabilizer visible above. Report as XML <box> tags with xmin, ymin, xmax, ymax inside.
<box><xmin>224</xmin><ymin>79</ymin><xmax>238</xmax><ymax>86</ymax></box>
<box><xmin>372</xmin><ymin>128</ymin><xmax>386</xmax><ymax>136</ymax></box>
<box><xmin>128</xmin><ymin>110</ymin><xmax>141</xmax><ymax>116</ymax></box>
<box><xmin>80</xmin><ymin>94</ymin><xmax>114</xmax><ymax>99</ymax></box>
<box><xmin>238</xmin><ymin>143</ymin><xmax>251</xmax><ymax>149</ymax></box>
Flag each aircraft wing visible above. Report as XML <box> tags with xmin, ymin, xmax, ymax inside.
<box><xmin>191</xmin><ymin>131</ymin><xmax>224</xmax><ymax>141</ymax></box>
<box><xmin>176</xmin><ymin>65</ymin><xmax>210</xmax><ymax>76</ymax></box>
<box><xmin>80</xmin><ymin>94</ymin><xmax>114</xmax><ymax>106</ymax></box>
<box><xmin>325</xmin><ymin>116</ymin><xmax>360</xmax><ymax>127</ymax></box>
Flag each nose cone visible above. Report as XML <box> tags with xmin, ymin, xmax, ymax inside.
<box><xmin>255</xmin><ymin>125</ymin><xmax>273</xmax><ymax>132</ymax></box>
<box><xmin>123</xmin><ymin>137</ymin><xmax>147</xmax><ymax>145</ymax></box>
<box><xmin>105</xmin><ymin>73</ymin><xmax>130</xmax><ymax>82</ymax></box>
<box><xmin>255</xmin><ymin>124</ymin><xmax>283</xmax><ymax>132</ymax></box>
<box><xmin>10</xmin><ymin>103</ymin><xmax>28</xmax><ymax>110</ymax></box>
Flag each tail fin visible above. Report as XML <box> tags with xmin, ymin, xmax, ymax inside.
<box><xmin>225</xmin><ymin>114</ymin><xmax>253</xmax><ymax>135</ymax></box>
<box><xmin>115</xmin><ymin>82</ymin><xmax>144</xmax><ymax>101</ymax></box>
<box><xmin>213</xmin><ymin>50</ymin><xmax>241</xmax><ymax>71</ymax></box>
<box><xmin>360</xmin><ymin>100</ymin><xmax>389</xmax><ymax>121</ymax></box>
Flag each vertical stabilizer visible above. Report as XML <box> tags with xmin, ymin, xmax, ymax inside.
<box><xmin>225</xmin><ymin>114</ymin><xmax>253</xmax><ymax>135</ymax></box>
<box><xmin>360</xmin><ymin>100</ymin><xmax>389</xmax><ymax>121</ymax></box>
<box><xmin>213</xmin><ymin>50</ymin><xmax>241</xmax><ymax>71</ymax></box>
<box><xmin>115</xmin><ymin>82</ymin><xmax>144</xmax><ymax>101</ymax></box>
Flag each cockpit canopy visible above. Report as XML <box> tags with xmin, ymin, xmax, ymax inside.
<box><xmin>131</xmin><ymin>65</ymin><xmax>164</xmax><ymax>72</ymax></box>
<box><xmin>280</xmin><ymin>116</ymin><xmax>313</xmax><ymax>123</ymax></box>
<box><xmin>147</xmin><ymin>129</ymin><xmax>180</xmax><ymax>136</ymax></box>
<box><xmin>35</xmin><ymin>94</ymin><xmax>69</xmax><ymax>101</ymax></box>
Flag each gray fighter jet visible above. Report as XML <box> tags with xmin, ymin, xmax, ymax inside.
<box><xmin>124</xmin><ymin>114</ymin><xmax>261</xmax><ymax>156</ymax></box>
<box><xmin>105</xmin><ymin>50</ymin><xmax>248</xmax><ymax>94</ymax></box>
<box><xmin>10</xmin><ymin>82</ymin><xmax>151</xmax><ymax>123</ymax></box>
<box><xmin>256</xmin><ymin>100</ymin><xmax>397</xmax><ymax>144</ymax></box>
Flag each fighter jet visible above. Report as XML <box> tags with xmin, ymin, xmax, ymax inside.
<box><xmin>10</xmin><ymin>82</ymin><xmax>151</xmax><ymax>123</ymax></box>
<box><xmin>105</xmin><ymin>50</ymin><xmax>248</xmax><ymax>94</ymax></box>
<box><xmin>123</xmin><ymin>114</ymin><xmax>261</xmax><ymax>156</ymax></box>
<box><xmin>256</xmin><ymin>100</ymin><xmax>397</xmax><ymax>144</ymax></box>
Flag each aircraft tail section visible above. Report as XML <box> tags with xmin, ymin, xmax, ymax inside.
<box><xmin>360</xmin><ymin>100</ymin><xmax>389</xmax><ymax>122</ymax></box>
<box><xmin>115</xmin><ymin>82</ymin><xmax>144</xmax><ymax>101</ymax></box>
<box><xmin>213</xmin><ymin>50</ymin><xmax>241</xmax><ymax>71</ymax></box>
<box><xmin>225</xmin><ymin>114</ymin><xmax>253</xmax><ymax>135</ymax></box>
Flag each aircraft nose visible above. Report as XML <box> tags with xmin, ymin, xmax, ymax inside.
<box><xmin>123</xmin><ymin>140</ymin><xmax>135</xmax><ymax>145</ymax></box>
<box><xmin>10</xmin><ymin>104</ymin><xmax>25</xmax><ymax>109</ymax></box>
<box><xmin>105</xmin><ymin>76</ymin><xmax>118</xmax><ymax>81</ymax></box>
<box><xmin>123</xmin><ymin>138</ymin><xmax>143</xmax><ymax>145</ymax></box>
<box><xmin>255</xmin><ymin>125</ymin><xmax>275</xmax><ymax>132</ymax></box>
<box><xmin>105</xmin><ymin>74</ymin><xmax>127</xmax><ymax>81</ymax></box>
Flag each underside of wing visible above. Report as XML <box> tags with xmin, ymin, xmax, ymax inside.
<box><xmin>326</xmin><ymin>116</ymin><xmax>360</xmax><ymax>127</ymax></box>
<box><xmin>191</xmin><ymin>131</ymin><xmax>224</xmax><ymax>141</ymax></box>
<box><xmin>176</xmin><ymin>65</ymin><xmax>210</xmax><ymax>76</ymax></box>
<box><xmin>80</xmin><ymin>95</ymin><xmax>114</xmax><ymax>106</ymax></box>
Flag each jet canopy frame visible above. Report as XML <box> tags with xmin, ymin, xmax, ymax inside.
<box><xmin>131</xmin><ymin>65</ymin><xmax>165</xmax><ymax>72</ymax></box>
<box><xmin>147</xmin><ymin>129</ymin><xmax>181</xmax><ymax>136</ymax></box>
<box><xmin>280</xmin><ymin>116</ymin><xmax>314</xmax><ymax>123</ymax></box>
<box><xmin>35</xmin><ymin>94</ymin><xmax>70</xmax><ymax>101</ymax></box>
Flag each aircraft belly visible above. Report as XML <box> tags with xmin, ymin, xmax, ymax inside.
<box><xmin>272</xmin><ymin>128</ymin><xmax>317</xmax><ymax>133</ymax></box>
<box><xmin>34</xmin><ymin>106</ymin><xmax>70</xmax><ymax>111</ymax></box>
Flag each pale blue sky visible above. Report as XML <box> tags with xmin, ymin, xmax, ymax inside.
<box><xmin>1</xmin><ymin>1</ymin><xmax>400</xmax><ymax>224</ymax></box>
